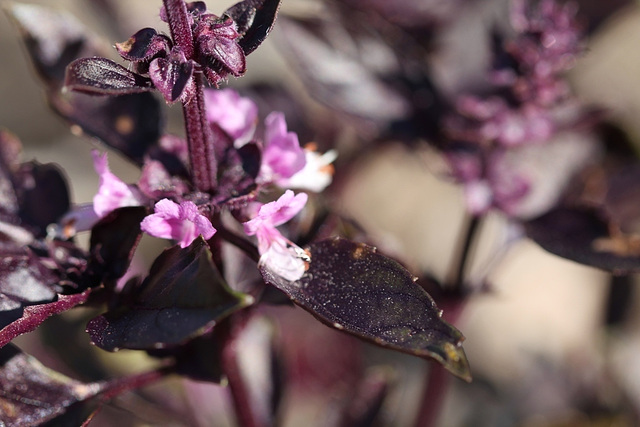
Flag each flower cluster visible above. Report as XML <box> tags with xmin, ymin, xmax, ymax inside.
<box><xmin>70</xmin><ymin>87</ymin><xmax>334</xmax><ymax>281</ymax></box>
<box><xmin>205</xmin><ymin>88</ymin><xmax>338</xmax><ymax>191</ymax></box>
<box><xmin>443</xmin><ymin>0</ymin><xmax>592</xmax><ymax>217</ymax></box>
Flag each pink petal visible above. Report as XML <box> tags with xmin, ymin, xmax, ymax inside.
<box><xmin>258</xmin><ymin>238</ymin><xmax>309</xmax><ymax>282</ymax></box>
<box><xmin>91</xmin><ymin>150</ymin><xmax>143</xmax><ymax>217</ymax></box>
<box><xmin>243</xmin><ymin>190</ymin><xmax>308</xmax><ymax>237</ymax></box>
<box><xmin>276</xmin><ymin>149</ymin><xmax>337</xmax><ymax>192</ymax></box>
<box><xmin>141</xmin><ymin>199</ymin><xmax>216</xmax><ymax>248</ymax></box>
<box><xmin>260</xmin><ymin>112</ymin><xmax>306</xmax><ymax>180</ymax></box>
<box><xmin>204</xmin><ymin>88</ymin><xmax>257</xmax><ymax>147</ymax></box>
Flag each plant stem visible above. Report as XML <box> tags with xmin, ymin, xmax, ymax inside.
<box><xmin>183</xmin><ymin>81</ymin><xmax>217</xmax><ymax>192</ymax></box>
<box><xmin>101</xmin><ymin>366</ymin><xmax>173</xmax><ymax>401</ymax></box>
<box><xmin>413</xmin><ymin>364</ymin><xmax>449</xmax><ymax>427</ymax></box>
<box><xmin>163</xmin><ymin>0</ymin><xmax>194</xmax><ymax>59</ymax></box>
<box><xmin>220</xmin><ymin>317</ymin><xmax>265</xmax><ymax>427</ymax></box>
<box><xmin>211</xmin><ymin>220</ymin><xmax>261</xmax><ymax>263</ymax></box>
<box><xmin>448</xmin><ymin>215</ymin><xmax>481</xmax><ymax>293</ymax></box>
<box><xmin>163</xmin><ymin>0</ymin><xmax>217</xmax><ymax>192</ymax></box>
<box><xmin>415</xmin><ymin>215</ymin><xmax>482</xmax><ymax>427</ymax></box>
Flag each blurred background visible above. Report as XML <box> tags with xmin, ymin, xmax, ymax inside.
<box><xmin>3</xmin><ymin>0</ymin><xmax>640</xmax><ymax>426</ymax></box>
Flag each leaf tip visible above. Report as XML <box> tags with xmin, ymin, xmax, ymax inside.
<box><xmin>441</xmin><ymin>342</ymin><xmax>472</xmax><ymax>382</ymax></box>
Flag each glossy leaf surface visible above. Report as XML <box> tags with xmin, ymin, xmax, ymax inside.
<box><xmin>224</xmin><ymin>0</ymin><xmax>282</xmax><ymax>55</ymax></box>
<box><xmin>260</xmin><ymin>237</ymin><xmax>471</xmax><ymax>381</ymax></box>
<box><xmin>87</xmin><ymin>237</ymin><xmax>253</xmax><ymax>351</ymax></box>
<box><xmin>65</xmin><ymin>57</ymin><xmax>153</xmax><ymax>95</ymax></box>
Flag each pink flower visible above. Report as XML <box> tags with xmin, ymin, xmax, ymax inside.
<box><xmin>259</xmin><ymin>112</ymin><xmax>306</xmax><ymax>183</ymax></box>
<box><xmin>243</xmin><ymin>190</ymin><xmax>310</xmax><ymax>281</ymax></box>
<box><xmin>92</xmin><ymin>151</ymin><xmax>144</xmax><ymax>218</ymax></box>
<box><xmin>204</xmin><ymin>88</ymin><xmax>258</xmax><ymax>148</ymax></box>
<box><xmin>277</xmin><ymin>146</ymin><xmax>338</xmax><ymax>192</ymax></box>
<box><xmin>141</xmin><ymin>199</ymin><xmax>216</xmax><ymax>248</ymax></box>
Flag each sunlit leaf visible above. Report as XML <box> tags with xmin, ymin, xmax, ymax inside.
<box><xmin>260</xmin><ymin>237</ymin><xmax>471</xmax><ymax>381</ymax></box>
<box><xmin>65</xmin><ymin>57</ymin><xmax>153</xmax><ymax>95</ymax></box>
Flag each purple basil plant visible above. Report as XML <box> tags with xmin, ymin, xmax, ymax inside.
<box><xmin>4</xmin><ymin>0</ymin><xmax>640</xmax><ymax>425</ymax></box>
<box><xmin>0</xmin><ymin>0</ymin><xmax>471</xmax><ymax>425</ymax></box>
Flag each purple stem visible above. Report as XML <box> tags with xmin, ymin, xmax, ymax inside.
<box><xmin>163</xmin><ymin>0</ymin><xmax>194</xmax><ymax>59</ymax></box>
<box><xmin>415</xmin><ymin>216</ymin><xmax>481</xmax><ymax>427</ymax></box>
<box><xmin>183</xmin><ymin>80</ymin><xmax>217</xmax><ymax>192</ymax></box>
<box><xmin>101</xmin><ymin>366</ymin><xmax>173</xmax><ymax>401</ymax></box>
<box><xmin>163</xmin><ymin>0</ymin><xmax>217</xmax><ymax>192</ymax></box>
<box><xmin>220</xmin><ymin>317</ymin><xmax>265</xmax><ymax>427</ymax></box>
<box><xmin>0</xmin><ymin>290</ymin><xmax>92</xmax><ymax>348</ymax></box>
<box><xmin>413</xmin><ymin>364</ymin><xmax>449</xmax><ymax>427</ymax></box>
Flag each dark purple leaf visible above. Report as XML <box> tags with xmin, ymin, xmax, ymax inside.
<box><xmin>604</xmin><ymin>164</ymin><xmax>640</xmax><ymax>231</ymax></box>
<box><xmin>87</xmin><ymin>237</ymin><xmax>253</xmax><ymax>351</ymax></box>
<box><xmin>51</xmin><ymin>92</ymin><xmax>164</xmax><ymax>165</ymax></box>
<box><xmin>195</xmin><ymin>15</ymin><xmax>247</xmax><ymax>86</ymax></box>
<box><xmin>338</xmin><ymin>368</ymin><xmax>392</xmax><ymax>427</ymax></box>
<box><xmin>260</xmin><ymin>237</ymin><xmax>471</xmax><ymax>381</ymax></box>
<box><xmin>115</xmin><ymin>28</ymin><xmax>171</xmax><ymax>63</ymax></box>
<box><xmin>0</xmin><ymin>290</ymin><xmax>91</xmax><ymax>348</ymax></box>
<box><xmin>65</xmin><ymin>57</ymin><xmax>153</xmax><ymax>95</ymax></box>
<box><xmin>5</xmin><ymin>3</ymin><xmax>93</xmax><ymax>85</ymax></box>
<box><xmin>525</xmin><ymin>207</ymin><xmax>640</xmax><ymax>273</ymax></box>
<box><xmin>224</xmin><ymin>0</ymin><xmax>282</xmax><ymax>55</ymax></box>
<box><xmin>0</xmin><ymin>344</ymin><xmax>104</xmax><ymax>426</ymax></box>
<box><xmin>149</xmin><ymin>49</ymin><xmax>196</xmax><ymax>104</ymax></box>
<box><xmin>277</xmin><ymin>16</ymin><xmax>410</xmax><ymax>130</ymax></box>
<box><xmin>219</xmin><ymin>314</ymin><xmax>284</xmax><ymax>424</ymax></box>
<box><xmin>88</xmin><ymin>207</ymin><xmax>148</xmax><ymax>289</ymax></box>
<box><xmin>199</xmin><ymin>34</ymin><xmax>246</xmax><ymax>76</ymax></box>
<box><xmin>212</xmin><ymin>127</ymin><xmax>260</xmax><ymax>207</ymax></box>
<box><xmin>147</xmin><ymin>333</ymin><xmax>224</xmax><ymax>383</ymax></box>
<box><xmin>8</xmin><ymin>4</ymin><xmax>164</xmax><ymax>165</ymax></box>
<box><xmin>0</xmin><ymin>248</ymin><xmax>60</xmax><ymax>329</ymax></box>
<box><xmin>14</xmin><ymin>162</ymin><xmax>70</xmax><ymax>238</ymax></box>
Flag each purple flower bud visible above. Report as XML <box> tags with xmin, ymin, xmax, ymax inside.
<box><xmin>115</xmin><ymin>28</ymin><xmax>171</xmax><ymax>64</ymax></box>
<box><xmin>149</xmin><ymin>47</ymin><xmax>196</xmax><ymax>104</ymax></box>
<box><xmin>141</xmin><ymin>199</ymin><xmax>216</xmax><ymax>248</ymax></box>
<box><xmin>195</xmin><ymin>15</ymin><xmax>246</xmax><ymax>86</ymax></box>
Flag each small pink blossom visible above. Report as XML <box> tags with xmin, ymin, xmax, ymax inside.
<box><xmin>92</xmin><ymin>150</ymin><xmax>144</xmax><ymax>218</ymax></box>
<box><xmin>277</xmin><ymin>146</ymin><xmax>338</xmax><ymax>192</ymax></box>
<box><xmin>204</xmin><ymin>88</ymin><xmax>258</xmax><ymax>147</ymax></box>
<box><xmin>259</xmin><ymin>112</ymin><xmax>306</xmax><ymax>182</ymax></box>
<box><xmin>243</xmin><ymin>190</ymin><xmax>309</xmax><ymax>281</ymax></box>
<box><xmin>141</xmin><ymin>199</ymin><xmax>216</xmax><ymax>248</ymax></box>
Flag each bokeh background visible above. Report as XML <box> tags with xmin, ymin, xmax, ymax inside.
<box><xmin>2</xmin><ymin>0</ymin><xmax>640</xmax><ymax>425</ymax></box>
